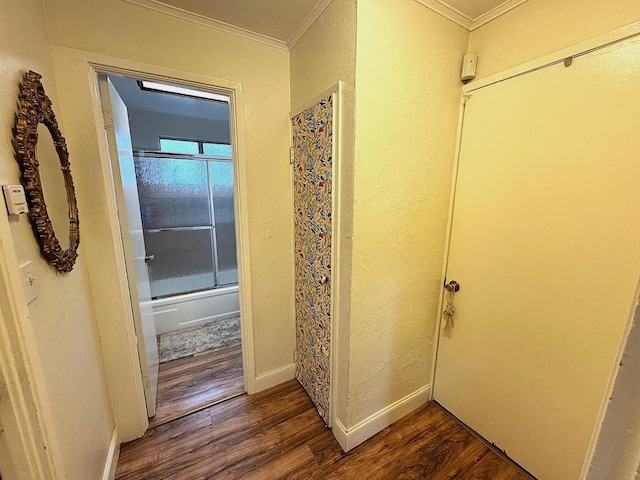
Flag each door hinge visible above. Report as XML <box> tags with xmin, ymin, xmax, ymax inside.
<box><xmin>289</xmin><ymin>146</ymin><xmax>295</xmax><ymax>165</ymax></box>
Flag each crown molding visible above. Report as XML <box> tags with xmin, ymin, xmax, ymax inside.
<box><xmin>288</xmin><ymin>0</ymin><xmax>334</xmax><ymax>49</ymax></box>
<box><xmin>122</xmin><ymin>0</ymin><xmax>530</xmax><ymax>50</ymax></box>
<box><xmin>121</xmin><ymin>0</ymin><xmax>289</xmax><ymax>51</ymax></box>
<box><xmin>414</xmin><ymin>0</ymin><xmax>472</xmax><ymax>30</ymax></box>
<box><xmin>470</xmin><ymin>0</ymin><xmax>530</xmax><ymax>30</ymax></box>
<box><xmin>414</xmin><ymin>0</ymin><xmax>530</xmax><ymax>31</ymax></box>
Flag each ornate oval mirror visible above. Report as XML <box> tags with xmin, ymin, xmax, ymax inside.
<box><xmin>13</xmin><ymin>71</ymin><xmax>80</xmax><ymax>272</ymax></box>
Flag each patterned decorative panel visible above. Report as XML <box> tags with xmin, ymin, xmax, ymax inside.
<box><xmin>292</xmin><ymin>95</ymin><xmax>333</xmax><ymax>426</ymax></box>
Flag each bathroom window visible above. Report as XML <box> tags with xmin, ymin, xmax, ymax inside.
<box><xmin>134</xmin><ymin>153</ymin><xmax>238</xmax><ymax>298</ymax></box>
<box><xmin>159</xmin><ymin>137</ymin><xmax>232</xmax><ymax>157</ymax></box>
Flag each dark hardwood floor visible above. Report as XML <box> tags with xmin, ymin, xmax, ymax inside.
<box><xmin>117</xmin><ymin>379</ymin><xmax>533</xmax><ymax>479</ymax></box>
<box><xmin>150</xmin><ymin>341</ymin><xmax>244</xmax><ymax>427</ymax></box>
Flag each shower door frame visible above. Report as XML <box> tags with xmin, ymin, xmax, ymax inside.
<box><xmin>133</xmin><ymin>150</ymin><xmax>238</xmax><ymax>298</ymax></box>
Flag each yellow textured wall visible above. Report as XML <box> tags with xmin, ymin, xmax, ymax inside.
<box><xmin>348</xmin><ymin>0</ymin><xmax>468</xmax><ymax>426</ymax></box>
<box><xmin>469</xmin><ymin>0</ymin><xmax>640</xmax><ymax>79</ymax></box>
<box><xmin>290</xmin><ymin>0</ymin><xmax>357</xmax><ymax>425</ymax></box>
<box><xmin>44</xmin><ymin>0</ymin><xmax>295</xmax><ymax>438</ymax></box>
<box><xmin>0</xmin><ymin>0</ymin><xmax>114</xmax><ymax>478</ymax></box>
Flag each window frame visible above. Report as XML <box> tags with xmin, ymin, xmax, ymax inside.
<box><xmin>158</xmin><ymin>136</ymin><xmax>232</xmax><ymax>157</ymax></box>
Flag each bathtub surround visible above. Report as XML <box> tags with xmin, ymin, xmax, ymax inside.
<box><xmin>157</xmin><ymin>316</ymin><xmax>241</xmax><ymax>363</ymax></box>
<box><xmin>151</xmin><ymin>285</ymin><xmax>240</xmax><ymax>335</ymax></box>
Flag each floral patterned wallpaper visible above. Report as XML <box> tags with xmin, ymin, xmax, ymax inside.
<box><xmin>292</xmin><ymin>94</ymin><xmax>333</xmax><ymax>426</ymax></box>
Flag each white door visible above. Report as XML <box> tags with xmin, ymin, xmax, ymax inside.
<box><xmin>434</xmin><ymin>36</ymin><xmax>640</xmax><ymax>480</ymax></box>
<box><xmin>100</xmin><ymin>76</ymin><xmax>159</xmax><ymax>417</ymax></box>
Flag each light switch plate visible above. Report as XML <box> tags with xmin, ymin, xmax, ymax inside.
<box><xmin>19</xmin><ymin>261</ymin><xmax>37</xmax><ymax>304</ymax></box>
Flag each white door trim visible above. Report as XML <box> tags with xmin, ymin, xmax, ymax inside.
<box><xmin>48</xmin><ymin>47</ymin><xmax>256</xmax><ymax>442</ymax></box>
<box><xmin>430</xmin><ymin>92</ymin><xmax>470</xmax><ymax>395</ymax></box>
<box><xmin>89</xmin><ymin>60</ymin><xmax>256</xmax><ymax>398</ymax></box>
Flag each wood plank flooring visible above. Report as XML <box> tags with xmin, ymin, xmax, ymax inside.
<box><xmin>150</xmin><ymin>341</ymin><xmax>244</xmax><ymax>427</ymax></box>
<box><xmin>117</xmin><ymin>379</ymin><xmax>534</xmax><ymax>479</ymax></box>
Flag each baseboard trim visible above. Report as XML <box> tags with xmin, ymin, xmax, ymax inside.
<box><xmin>332</xmin><ymin>384</ymin><xmax>432</xmax><ymax>452</ymax></box>
<box><xmin>102</xmin><ymin>427</ymin><xmax>119</xmax><ymax>480</ymax></box>
<box><xmin>254</xmin><ymin>363</ymin><xmax>296</xmax><ymax>392</ymax></box>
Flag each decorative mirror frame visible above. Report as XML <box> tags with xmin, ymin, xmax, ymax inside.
<box><xmin>13</xmin><ymin>70</ymin><xmax>80</xmax><ymax>273</ymax></box>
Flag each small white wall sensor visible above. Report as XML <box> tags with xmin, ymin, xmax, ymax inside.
<box><xmin>461</xmin><ymin>53</ymin><xmax>478</xmax><ymax>82</ymax></box>
<box><xmin>3</xmin><ymin>185</ymin><xmax>28</xmax><ymax>215</ymax></box>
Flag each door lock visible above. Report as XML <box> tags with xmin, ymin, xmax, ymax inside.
<box><xmin>444</xmin><ymin>280</ymin><xmax>460</xmax><ymax>292</ymax></box>
<box><xmin>443</xmin><ymin>280</ymin><xmax>460</xmax><ymax>337</ymax></box>
<box><xmin>144</xmin><ymin>254</ymin><xmax>155</xmax><ymax>263</ymax></box>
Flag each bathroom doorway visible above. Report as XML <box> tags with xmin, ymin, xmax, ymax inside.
<box><xmin>99</xmin><ymin>73</ymin><xmax>245</xmax><ymax>426</ymax></box>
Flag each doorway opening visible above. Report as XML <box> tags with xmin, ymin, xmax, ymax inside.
<box><xmin>99</xmin><ymin>73</ymin><xmax>245</xmax><ymax>427</ymax></box>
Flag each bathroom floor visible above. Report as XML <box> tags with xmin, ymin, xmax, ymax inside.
<box><xmin>150</xmin><ymin>341</ymin><xmax>244</xmax><ymax>427</ymax></box>
<box><xmin>157</xmin><ymin>316</ymin><xmax>241</xmax><ymax>363</ymax></box>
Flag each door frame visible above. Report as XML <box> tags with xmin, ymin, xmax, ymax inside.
<box><xmin>432</xmin><ymin>22</ymin><xmax>640</xmax><ymax>480</ymax></box>
<box><xmin>89</xmin><ymin>60</ymin><xmax>255</xmax><ymax>416</ymax></box>
<box><xmin>290</xmin><ymin>82</ymin><xmax>343</xmax><ymax>430</ymax></box>
<box><xmin>0</xmin><ymin>216</ymin><xmax>65</xmax><ymax>479</ymax></box>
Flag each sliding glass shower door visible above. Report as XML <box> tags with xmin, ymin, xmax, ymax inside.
<box><xmin>134</xmin><ymin>152</ymin><xmax>238</xmax><ymax>299</ymax></box>
<box><xmin>209</xmin><ymin>161</ymin><xmax>237</xmax><ymax>286</ymax></box>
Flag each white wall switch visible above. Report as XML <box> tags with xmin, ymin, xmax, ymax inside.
<box><xmin>3</xmin><ymin>185</ymin><xmax>28</xmax><ymax>215</ymax></box>
<box><xmin>19</xmin><ymin>261</ymin><xmax>38</xmax><ymax>304</ymax></box>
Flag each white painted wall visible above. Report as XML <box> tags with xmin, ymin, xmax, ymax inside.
<box><xmin>348</xmin><ymin>0</ymin><xmax>467</xmax><ymax>429</ymax></box>
<box><xmin>290</xmin><ymin>0</ymin><xmax>357</xmax><ymax>429</ymax></box>
<box><xmin>45</xmin><ymin>0</ymin><xmax>295</xmax><ymax>441</ymax></box>
<box><xmin>127</xmin><ymin>108</ymin><xmax>230</xmax><ymax>150</ymax></box>
<box><xmin>0</xmin><ymin>0</ymin><xmax>114</xmax><ymax>478</ymax></box>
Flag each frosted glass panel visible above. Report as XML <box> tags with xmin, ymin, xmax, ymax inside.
<box><xmin>144</xmin><ymin>229</ymin><xmax>215</xmax><ymax>298</ymax></box>
<box><xmin>134</xmin><ymin>157</ymin><xmax>211</xmax><ymax>228</ymax></box>
<box><xmin>210</xmin><ymin>161</ymin><xmax>238</xmax><ymax>285</ymax></box>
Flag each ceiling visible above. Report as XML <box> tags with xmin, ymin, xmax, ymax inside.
<box><xmin>109</xmin><ymin>75</ymin><xmax>230</xmax><ymax>121</ymax></box>
<box><xmin>443</xmin><ymin>0</ymin><xmax>512</xmax><ymax>20</ymax></box>
<box><xmin>153</xmin><ymin>0</ymin><xmax>519</xmax><ymax>43</ymax></box>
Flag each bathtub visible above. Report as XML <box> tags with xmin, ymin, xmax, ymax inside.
<box><xmin>151</xmin><ymin>285</ymin><xmax>240</xmax><ymax>335</ymax></box>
